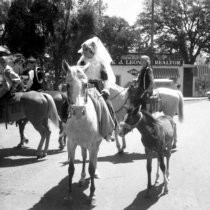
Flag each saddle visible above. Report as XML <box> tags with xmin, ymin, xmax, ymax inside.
<box><xmin>149</xmin><ymin>89</ymin><xmax>161</xmax><ymax>113</ymax></box>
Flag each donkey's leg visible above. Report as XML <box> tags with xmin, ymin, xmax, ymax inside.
<box><xmin>165</xmin><ymin>150</ymin><xmax>172</xmax><ymax>181</ymax></box>
<box><xmin>65</xmin><ymin>142</ymin><xmax>76</xmax><ymax>201</ymax></box>
<box><xmin>79</xmin><ymin>147</ymin><xmax>87</xmax><ymax>186</ymax></box>
<box><xmin>159</xmin><ymin>154</ymin><xmax>169</xmax><ymax>194</ymax></box>
<box><xmin>88</xmin><ymin>144</ymin><xmax>100</xmax><ymax>205</ymax></box>
<box><xmin>122</xmin><ymin>135</ymin><xmax>127</xmax><ymax>151</ymax></box>
<box><xmin>155</xmin><ymin>158</ymin><xmax>160</xmax><ymax>185</ymax></box>
<box><xmin>94</xmin><ymin>141</ymin><xmax>101</xmax><ymax>179</ymax></box>
<box><xmin>58</xmin><ymin>121</ymin><xmax>66</xmax><ymax>150</ymax></box>
<box><xmin>17</xmin><ymin>119</ymin><xmax>29</xmax><ymax>148</ymax></box>
<box><xmin>115</xmin><ymin>129</ymin><xmax>121</xmax><ymax>153</ymax></box>
<box><xmin>42</xmin><ymin>119</ymin><xmax>51</xmax><ymax>157</ymax></box>
<box><xmin>145</xmin><ymin>149</ymin><xmax>153</xmax><ymax>198</ymax></box>
<box><xmin>172</xmin><ymin>123</ymin><xmax>177</xmax><ymax>149</ymax></box>
<box><xmin>32</xmin><ymin>122</ymin><xmax>47</xmax><ymax>159</ymax></box>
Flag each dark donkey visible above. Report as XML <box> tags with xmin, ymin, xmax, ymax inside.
<box><xmin>119</xmin><ymin>107</ymin><xmax>175</xmax><ymax>197</ymax></box>
<box><xmin>0</xmin><ymin>91</ymin><xmax>60</xmax><ymax>159</ymax></box>
<box><xmin>17</xmin><ymin>90</ymin><xmax>68</xmax><ymax>150</ymax></box>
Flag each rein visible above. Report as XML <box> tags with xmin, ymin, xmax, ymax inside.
<box><xmin>114</xmin><ymin>94</ymin><xmax>129</xmax><ymax>113</ymax></box>
<box><xmin>110</xmin><ymin>87</ymin><xmax>127</xmax><ymax>100</ymax></box>
<box><xmin>110</xmin><ymin>87</ymin><xmax>130</xmax><ymax>113</ymax></box>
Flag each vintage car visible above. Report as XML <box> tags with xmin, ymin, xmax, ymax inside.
<box><xmin>154</xmin><ymin>78</ymin><xmax>176</xmax><ymax>89</ymax></box>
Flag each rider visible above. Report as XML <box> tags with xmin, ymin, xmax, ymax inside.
<box><xmin>136</xmin><ymin>55</ymin><xmax>154</xmax><ymax>112</ymax></box>
<box><xmin>0</xmin><ymin>55</ymin><xmax>22</xmax><ymax>100</ymax></box>
<box><xmin>23</xmin><ymin>57</ymin><xmax>44</xmax><ymax>91</ymax></box>
<box><xmin>77</xmin><ymin>36</ymin><xmax>116</xmax><ymax>141</ymax></box>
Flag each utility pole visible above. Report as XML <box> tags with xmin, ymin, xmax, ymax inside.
<box><xmin>98</xmin><ymin>0</ymin><xmax>101</xmax><ymax>16</ymax></box>
<box><xmin>151</xmin><ymin>0</ymin><xmax>154</xmax><ymax>66</ymax></box>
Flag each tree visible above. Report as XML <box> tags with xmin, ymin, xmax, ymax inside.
<box><xmin>0</xmin><ymin>0</ymin><xmax>10</xmax><ymax>43</ymax></box>
<box><xmin>99</xmin><ymin>16</ymin><xmax>135</xmax><ymax>61</ymax></box>
<box><xmin>45</xmin><ymin>0</ymin><xmax>101</xmax><ymax>89</ymax></box>
<box><xmin>135</xmin><ymin>0</ymin><xmax>210</xmax><ymax>64</ymax></box>
<box><xmin>2</xmin><ymin>0</ymin><xmax>58</xmax><ymax>58</ymax></box>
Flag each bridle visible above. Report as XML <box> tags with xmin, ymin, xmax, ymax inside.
<box><xmin>122</xmin><ymin>111</ymin><xmax>143</xmax><ymax>131</ymax></box>
<box><xmin>66</xmin><ymin>81</ymin><xmax>88</xmax><ymax>119</ymax></box>
<box><xmin>114</xmin><ymin>93</ymin><xmax>130</xmax><ymax>113</ymax></box>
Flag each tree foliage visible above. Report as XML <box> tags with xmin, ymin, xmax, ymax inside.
<box><xmin>135</xmin><ymin>0</ymin><xmax>210</xmax><ymax>64</ymax></box>
<box><xmin>2</xmin><ymin>0</ymin><xmax>58</xmax><ymax>58</ymax></box>
<box><xmin>99</xmin><ymin>16</ymin><xmax>135</xmax><ymax>61</ymax></box>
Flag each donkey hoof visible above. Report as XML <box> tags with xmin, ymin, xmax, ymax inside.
<box><xmin>79</xmin><ymin>179</ymin><xmax>86</xmax><ymax>186</ymax></box>
<box><xmin>118</xmin><ymin>149</ymin><xmax>124</xmax><ymax>155</ymax></box>
<box><xmin>155</xmin><ymin>180</ymin><xmax>160</xmax><ymax>186</ymax></box>
<box><xmin>24</xmin><ymin>139</ymin><xmax>29</xmax><ymax>144</ymax></box>
<box><xmin>164</xmin><ymin>188</ymin><xmax>169</xmax><ymax>194</ymax></box>
<box><xmin>37</xmin><ymin>153</ymin><xmax>47</xmax><ymax>159</ymax></box>
<box><xmin>37</xmin><ymin>155</ymin><xmax>42</xmax><ymax>159</ymax></box>
<box><xmin>87</xmin><ymin>195</ymin><xmax>96</xmax><ymax>206</ymax></box>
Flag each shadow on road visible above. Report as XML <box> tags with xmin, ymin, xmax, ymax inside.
<box><xmin>0</xmin><ymin>147</ymin><xmax>65</xmax><ymax>167</ymax></box>
<box><xmin>124</xmin><ymin>183</ymin><xmax>165</xmax><ymax>210</ymax></box>
<box><xmin>60</xmin><ymin>149</ymin><xmax>177</xmax><ymax>166</ymax></box>
<box><xmin>98</xmin><ymin>152</ymin><xmax>146</xmax><ymax>164</ymax></box>
<box><xmin>97</xmin><ymin>149</ymin><xmax>177</xmax><ymax>164</ymax></box>
<box><xmin>29</xmin><ymin>176</ymin><xmax>95</xmax><ymax>210</ymax></box>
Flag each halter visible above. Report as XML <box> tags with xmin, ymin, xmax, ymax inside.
<box><xmin>69</xmin><ymin>105</ymin><xmax>86</xmax><ymax>119</ymax></box>
<box><xmin>67</xmin><ymin>81</ymin><xmax>88</xmax><ymax>120</ymax></box>
<box><xmin>122</xmin><ymin>111</ymin><xmax>143</xmax><ymax>131</ymax></box>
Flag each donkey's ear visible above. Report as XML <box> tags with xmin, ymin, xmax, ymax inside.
<box><xmin>62</xmin><ymin>59</ymin><xmax>69</xmax><ymax>73</ymax></box>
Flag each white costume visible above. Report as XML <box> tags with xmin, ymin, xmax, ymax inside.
<box><xmin>77</xmin><ymin>36</ymin><xmax>116</xmax><ymax>89</ymax></box>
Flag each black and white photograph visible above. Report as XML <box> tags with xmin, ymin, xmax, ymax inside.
<box><xmin>1</xmin><ymin>0</ymin><xmax>210</xmax><ymax>209</ymax></box>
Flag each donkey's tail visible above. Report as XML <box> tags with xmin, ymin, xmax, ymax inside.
<box><xmin>177</xmin><ymin>90</ymin><xmax>184</xmax><ymax>122</ymax></box>
<box><xmin>43</xmin><ymin>93</ymin><xmax>60</xmax><ymax>127</ymax></box>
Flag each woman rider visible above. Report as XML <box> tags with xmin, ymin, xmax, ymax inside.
<box><xmin>77</xmin><ymin>36</ymin><xmax>116</xmax><ymax>141</ymax></box>
<box><xmin>136</xmin><ymin>55</ymin><xmax>154</xmax><ymax>112</ymax></box>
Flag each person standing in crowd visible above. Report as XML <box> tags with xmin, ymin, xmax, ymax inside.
<box><xmin>23</xmin><ymin>57</ymin><xmax>44</xmax><ymax>91</ymax></box>
<box><xmin>136</xmin><ymin>55</ymin><xmax>154</xmax><ymax>112</ymax></box>
<box><xmin>0</xmin><ymin>55</ymin><xmax>21</xmax><ymax>99</ymax></box>
<box><xmin>77</xmin><ymin>36</ymin><xmax>116</xmax><ymax>141</ymax></box>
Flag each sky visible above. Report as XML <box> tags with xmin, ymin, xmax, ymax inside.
<box><xmin>103</xmin><ymin>0</ymin><xmax>145</xmax><ymax>25</ymax></box>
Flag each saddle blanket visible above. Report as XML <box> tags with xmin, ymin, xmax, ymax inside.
<box><xmin>87</xmin><ymin>88</ymin><xmax>114</xmax><ymax>138</ymax></box>
<box><xmin>149</xmin><ymin>89</ymin><xmax>161</xmax><ymax>113</ymax></box>
<box><xmin>0</xmin><ymin>92</ymin><xmax>23</xmax><ymax>123</ymax></box>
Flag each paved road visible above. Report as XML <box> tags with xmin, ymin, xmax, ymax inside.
<box><xmin>1</xmin><ymin>100</ymin><xmax>210</xmax><ymax>210</ymax></box>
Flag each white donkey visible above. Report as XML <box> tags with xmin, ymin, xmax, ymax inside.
<box><xmin>62</xmin><ymin>61</ymin><xmax>103</xmax><ymax>205</ymax></box>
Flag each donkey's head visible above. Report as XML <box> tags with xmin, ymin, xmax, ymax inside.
<box><xmin>62</xmin><ymin>60</ymin><xmax>88</xmax><ymax>105</ymax></box>
<box><xmin>119</xmin><ymin>107</ymin><xmax>142</xmax><ymax>136</ymax></box>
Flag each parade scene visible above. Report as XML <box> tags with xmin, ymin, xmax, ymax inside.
<box><xmin>1</xmin><ymin>0</ymin><xmax>210</xmax><ymax>209</ymax></box>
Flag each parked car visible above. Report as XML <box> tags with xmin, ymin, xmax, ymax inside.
<box><xmin>206</xmin><ymin>91</ymin><xmax>210</xmax><ymax>99</ymax></box>
<box><xmin>154</xmin><ymin>78</ymin><xmax>176</xmax><ymax>89</ymax></box>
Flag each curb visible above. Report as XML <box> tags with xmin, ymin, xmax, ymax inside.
<box><xmin>184</xmin><ymin>97</ymin><xmax>208</xmax><ymax>101</ymax></box>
